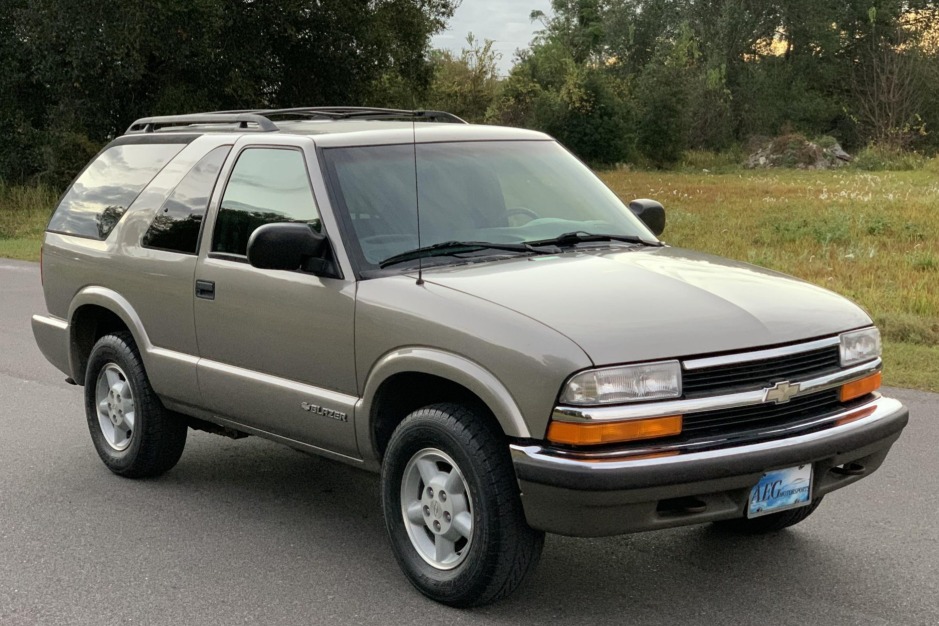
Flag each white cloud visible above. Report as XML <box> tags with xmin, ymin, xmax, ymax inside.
<box><xmin>432</xmin><ymin>0</ymin><xmax>553</xmax><ymax>74</ymax></box>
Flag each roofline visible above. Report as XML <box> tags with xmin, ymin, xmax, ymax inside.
<box><xmin>125</xmin><ymin>107</ymin><xmax>466</xmax><ymax>135</ymax></box>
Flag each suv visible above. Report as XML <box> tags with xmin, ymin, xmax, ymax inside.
<box><xmin>33</xmin><ymin>107</ymin><xmax>908</xmax><ymax>606</ymax></box>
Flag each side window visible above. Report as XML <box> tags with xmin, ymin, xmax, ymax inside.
<box><xmin>48</xmin><ymin>143</ymin><xmax>185</xmax><ymax>240</ymax></box>
<box><xmin>142</xmin><ymin>145</ymin><xmax>231</xmax><ymax>254</ymax></box>
<box><xmin>212</xmin><ymin>148</ymin><xmax>320</xmax><ymax>256</ymax></box>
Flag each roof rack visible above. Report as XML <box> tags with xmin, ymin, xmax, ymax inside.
<box><xmin>215</xmin><ymin>107</ymin><xmax>467</xmax><ymax>124</ymax></box>
<box><xmin>126</xmin><ymin>113</ymin><xmax>279</xmax><ymax>134</ymax></box>
<box><xmin>125</xmin><ymin>107</ymin><xmax>467</xmax><ymax>134</ymax></box>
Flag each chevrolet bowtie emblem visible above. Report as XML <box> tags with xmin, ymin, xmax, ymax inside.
<box><xmin>763</xmin><ymin>380</ymin><xmax>801</xmax><ymax>404</ymax></box>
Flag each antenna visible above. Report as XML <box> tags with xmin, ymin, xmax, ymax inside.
<box><xmin>411</xmin><ymin>113</ymin><xmax>424</xmax><ymax>286</ymax></box>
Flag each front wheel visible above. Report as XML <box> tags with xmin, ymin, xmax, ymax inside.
<box><xmin>84</xmin><ymin>332</ymin><xmax>187</xmax><ymax>478</ymax></box>
<box><xmin>381</xmin><ymin>403</ymin><xmax>544</xmax><ymax>607</ymax></box>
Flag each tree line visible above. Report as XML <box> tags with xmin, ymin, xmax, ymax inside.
<box><xmin>438</xmin><ymin>0</ymin><xmax>939</xmax><ymax>167</ymax></box>
<box><xmin>0</xmin><ymin>0</ymin><xmax>458</xmax><ymax>186</ymax></box>
<box><xmin>2</xmin><ymin>0</ymin><xmax>938</xmax><ymax>187</ymax></box>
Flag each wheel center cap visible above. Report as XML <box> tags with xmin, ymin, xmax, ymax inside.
<box><xmin>431</xmin><ymin>500</ymin><xmax>442</xmax><ymax>519</ymax></box>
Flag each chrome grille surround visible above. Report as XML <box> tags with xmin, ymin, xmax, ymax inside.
<box><xmin>681</xmin><ymin>337</ymin><xmax>842</xmax><ymax>396</ymax></box>
<box><xmin>550</xmin><ymin>336</ymin><xmax>883</xmax><ymax>451</ymax></box>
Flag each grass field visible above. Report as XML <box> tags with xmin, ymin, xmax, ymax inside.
<box><xmin>599</xmin><ymin>165</ymin><xmax>939</xmax><ymax>391</ymax></box>
<box><xmin>2</xmin><ymin>166</ymin><xmax>937</xmax><ymax>391</ymax></box>
<box><xmin>0</xmin><ymin>182</ymin><xmax>57</xmax><ymax>261</ymax></box>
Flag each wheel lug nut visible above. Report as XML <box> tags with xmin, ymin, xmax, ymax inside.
<box><xmin>444</xmin><ymin>512</ymin><xmax>451</xmax><ymax>522</ymax></box>
<box><xmin>433</xmin><ymin>521</ymin><xmax>441</xmax><ymax>531</ymax></box>
<box><xmin>423</xmin><ymin>505</ymin><xmax>430</xmax><ymax>517</ymax></box>
<box><xmin>439</xmin><ymin>491</ymin><xmax>447</xmax><ymax>502</ymax></box>
<box><xmin>426</xmin><ymin>487</ymin><xmax>433</xmax><ymax>498</ymax></box>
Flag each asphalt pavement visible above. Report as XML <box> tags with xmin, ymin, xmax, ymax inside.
<box><xmin>1</xmin><ymin>258</ymin><xmax>937</xmax><ymax>625</ymax></box>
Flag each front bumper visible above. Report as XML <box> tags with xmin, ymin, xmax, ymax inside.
<box><xmin>511</xmin><ymin>395</ymin><xmax>908</xmax><ymax>537</ymax></box>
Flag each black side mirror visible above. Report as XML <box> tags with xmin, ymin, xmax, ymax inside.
<box><xmin>628</xmin><ymin>199</ymin><xmax>666</xmax><ymax>236</ymax></box>
<box><xmin>247</xmin><ymin>222</ymin><xmax>328</xmax><ymax>272</ymax></box>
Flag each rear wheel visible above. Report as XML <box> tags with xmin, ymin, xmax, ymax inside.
<box><xmin>381</xmin><ymin>403</ymin><xmax>544</xmax><ymax>607</ymax></box>
<box><xmin>84</xmin><ymin>332</ymin><xmax>187</xmax><ymax>478</ymax></box>
<box><xmin>713</xmin><ymin>497</ymin><xmax>824</xmax><ymax>534</ymax></box>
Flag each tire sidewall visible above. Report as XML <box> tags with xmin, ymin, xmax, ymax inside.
<box><xmin>381</xmin><ymin>412</ymin><xmax>502</xmax><ymax>602</ymax></box>
<box><xmin>84</xmin><ymin>336</ymin><xmax>146</xmax><ymax>471</ymax></box>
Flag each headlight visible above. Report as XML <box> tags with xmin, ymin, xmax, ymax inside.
<box><xmin>560</xmin><ymin>361</ymin><xmax>682</xmax><ymax>405</ymax></box>
<box><xmin>839</xmin><ymin>328</ymin><xmax>882</xmax><ymax>367</ymax></box>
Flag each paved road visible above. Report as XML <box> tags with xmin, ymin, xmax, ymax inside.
<box><xmin>1</xmin><ymin>258</ymin><xmax>937</xmax><ymax>625</ymax></box>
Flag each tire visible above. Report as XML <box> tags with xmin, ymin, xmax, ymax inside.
<box><xmin>83</xmin><ymin>331</ymin><xmax>187</xmax><ymax>478</ymax></box>
<box><xmin>713</xmin><ymin>497</ymin><xmax>824</xmax><ymax>534</ymax></box>
<box><xmin>380</xmin><ymin>403</ymin><xmax>545</xmax><ymax>607</ymax></box>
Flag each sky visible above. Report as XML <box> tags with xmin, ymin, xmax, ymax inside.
<box><xmin>432</xmin><ymin>0</ymin><xmax>554</xmax><ymax>75</ymax></box>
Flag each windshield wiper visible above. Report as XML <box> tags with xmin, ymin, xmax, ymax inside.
<box><xmin>527</xmin><ymin>231</ymin><xmax>662</xmax><ymax>248</ymax></box>
<box><xmin>379</xmin><ymin>241</ymin><xmax>548</xmax><ymax>268</ymax></box>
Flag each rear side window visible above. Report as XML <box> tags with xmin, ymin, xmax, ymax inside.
<box><xmin>142</xmin><ymin>145</ymin><xmax>231</xmax><ymax>254</ymax></box>
<box><xmin>212</xmin><ymin>148</ymin><xmax>320</xmax><ymax>256</ymax></box>
<box><xmin>48</xmin><ymin>143</ymin><xmax>184</xmax><ymax>240</ymax></box>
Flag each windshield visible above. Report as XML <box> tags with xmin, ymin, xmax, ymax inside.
<box><xmin>321</xmin><ymin>140</ymin><xmax>657</xmax><ymax>269</ymax></box>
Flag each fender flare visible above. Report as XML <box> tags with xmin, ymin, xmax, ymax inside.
<box><xmin>356</xmin><ymin>347</ymin><xmax>532</xmax><ymax>460</ymax></box>
<box><xmin>67</xmin><ymin>286</ymin><xmax>154</xmax><ymax>380</ymax></box>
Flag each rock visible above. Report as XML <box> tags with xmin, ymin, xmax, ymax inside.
<box><xmin>745</xmin><ymin>134</ymin><xmax>852</xmax><ymax>169</ymax></box>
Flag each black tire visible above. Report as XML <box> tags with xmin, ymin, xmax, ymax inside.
<box><xmin>380</xmin><ymin>403</ymin><xmax>545</xmax><ymax>607</ymax></box>
<box><xmin>83</xmin><ymin>332</ymin><xmax>187</xmax><ymax>478</ymax></box>
<box><xmin>713</xmin><ymin>497</ymin><xmax>824</xmax><ymax>534</ymax></box>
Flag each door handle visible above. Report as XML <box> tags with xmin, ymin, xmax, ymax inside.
<box><xmin>195</xmin><ymin>280</ymin><xmax>216</xmax><ymax>300</ymax></box>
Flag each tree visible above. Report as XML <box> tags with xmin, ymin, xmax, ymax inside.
<box><xmin>425</xmin><ymin>34</ymin><xmax>501</xmax><ymax>122</ymax></box>
<box><xmin>1</xmin><ymin>0</ymin><xmax>460</xmax><ymax>185</ymax></box>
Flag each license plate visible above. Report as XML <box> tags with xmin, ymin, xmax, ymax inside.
<box><xmin>747</xmin><ymin>464</ymin><xmax>813</xmax><ymax>518</ymax></box>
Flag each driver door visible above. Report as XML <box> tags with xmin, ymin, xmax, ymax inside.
<box><xmin>193</xmin><ymin>142</ymin><xmax>358</xmax><ymax>458</ymax></box>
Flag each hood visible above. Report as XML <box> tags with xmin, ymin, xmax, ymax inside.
<box><xmin>421</xmin><ymin>247</ymin><xmax>873</xmax><ymax>366</ymax></box>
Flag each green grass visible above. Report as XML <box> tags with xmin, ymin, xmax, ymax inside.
<box><xmin>0</xmin><ymin>182</ymin><xmax>57</xmax><ymax>261</ymax></box>
<box><xmin>2</xmin><ymin>164</ymin><xmax>937</xmax><ymax>391</ymax></box>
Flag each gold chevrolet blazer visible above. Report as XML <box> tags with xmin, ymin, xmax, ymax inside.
<box><xmin>32</xmin><ymin>107</ymin><xmax>908</xmax><ymax>606</ymax></box>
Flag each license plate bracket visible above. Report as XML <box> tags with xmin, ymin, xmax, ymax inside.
<box><xmin>747</xmin><ymin>464</ymin><xmax>813</xmax><ymax>518</ymax></box>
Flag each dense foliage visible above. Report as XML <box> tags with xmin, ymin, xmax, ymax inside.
<box><xmin>475</xmin><ymin>0</ymin><xmax>939</xmax><ymax>166</ymax></box>
<box><xmin>0</xmin><ymin>0</ymin><xmax>457</xmax><ymax>185</ymax></box>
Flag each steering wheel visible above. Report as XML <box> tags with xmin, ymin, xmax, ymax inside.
<box><xmin>506</xmin><ymin>207</ymin><xmax>540</xmax><ymax>224</ymax></box>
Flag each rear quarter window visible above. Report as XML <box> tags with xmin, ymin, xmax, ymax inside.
<box><xmin>48</xmin><ymin>143</ymin><xmax>185</xmax><ymax>240</ymax></box>
<box><xmin>142</xmin><ymin>145</ymin><xmax>231</xmax><ymax>254</ymax></box>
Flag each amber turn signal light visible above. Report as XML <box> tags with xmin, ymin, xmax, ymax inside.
<box><xmin>546</xmin><ymin>415</ymin><xmax>682</xmax><ymax>446</ymax></box>
<box><xmin>840</xmin><ymin>371</ymin><xmax>882</xmax><ymax>402</ymax></box>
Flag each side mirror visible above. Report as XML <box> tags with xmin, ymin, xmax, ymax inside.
<box><xmin>247</xmin><ymin>222</ymin><xmax>327</xmax><ymax>272</ymax></box>
<box><xmin>628</xmin><ymin>199</ymin><xmax>666</xmax><ymax>236</ymax></box>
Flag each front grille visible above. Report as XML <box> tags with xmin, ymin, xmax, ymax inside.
<box><xmin>682</xmin><ymin>344</ymin><xmax>841</xmax><ymax>396</ymax></box>
<box><xmin>681</xmin><ymin>389</ymin><xmax>843</xmax><ymax>438</ymax></box>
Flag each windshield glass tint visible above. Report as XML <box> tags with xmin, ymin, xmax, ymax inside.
<box><xmin>322</xmin><ymin>141</ymin><xmax>655</xmax><ymax>267</ymax></box>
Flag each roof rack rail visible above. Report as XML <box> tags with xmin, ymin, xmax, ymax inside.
<box><xmin>125</xmin><ymin>107</ymin><xmax>467</xmax><ymax>135</ymax></box>
<box><xmin>126</xmin><ymin>113</ymin><xmax>279</xmax><ymax>134</ymax></box>
<box><xmin>210</xmin><ymin>106</ymin><xmax>468</xmax><ymax>124</ymax></box>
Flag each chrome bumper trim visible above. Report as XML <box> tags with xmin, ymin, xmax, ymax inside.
<box><xmin>552</xmin><ymin>358</ymin><xmax>881</xmax><ymax>423</ymax></box>
<box><xmin>518</xmin><ymin>395</ymin><xmax>903</xmax><ymax>472</ymax></box>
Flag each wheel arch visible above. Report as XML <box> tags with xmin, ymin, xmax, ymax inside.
<box><xmin>68</xmin><ymin>287</ymin><xmax>152</xmax><ymax>384</ymax></box>
<box><xmin>358</xmin><ymin>348</ymin><xmax>531</xmax><ymax>464</ymax></box>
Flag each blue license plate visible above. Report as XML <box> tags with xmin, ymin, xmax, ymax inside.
<box><xmin>747</xmin><ymin>464</ymin><xmax>813</xmax><ymax>518</ymax></box>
